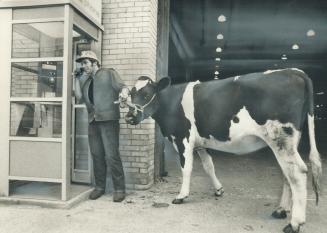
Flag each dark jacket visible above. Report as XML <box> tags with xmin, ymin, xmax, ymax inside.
<box><xmin>79</xmin><ymin>68</ymin><xmax>125</xmax><ymax>123</ymax></box>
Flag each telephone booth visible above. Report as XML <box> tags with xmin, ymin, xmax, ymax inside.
<box><xmin>0</xmin><ymin>0</ymin><xmax>103</xmax><ymax>207</ymax></box>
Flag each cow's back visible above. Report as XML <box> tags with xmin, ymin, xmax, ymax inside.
<box><xmin>193</xmin><ymin>69</ymin><xmax>307</xmax><ymax>142</ymax></box>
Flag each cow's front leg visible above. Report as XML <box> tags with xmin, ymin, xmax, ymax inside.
<box><xmin>172</xmin><ymin>140</ymin><xmax>194</xmax><ymax>204</ymax></box>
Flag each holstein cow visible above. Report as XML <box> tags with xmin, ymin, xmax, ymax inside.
<box><xmin>124</xmin><ymin>68</ymin><xmax>322</xmax><ymax>233</ymax></box>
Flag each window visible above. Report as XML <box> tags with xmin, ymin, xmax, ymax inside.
<box><xmin>12</xmin><ymin>22</ymin><xmax>64</xmax><ymax>58</ymax></box>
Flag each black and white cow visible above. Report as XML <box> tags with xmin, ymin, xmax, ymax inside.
<box><xmin>124</xmin><ymin>68</ymin><xmax>322</xmax><ymax>233</ymax></box>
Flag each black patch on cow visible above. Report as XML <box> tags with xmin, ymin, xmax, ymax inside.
<box><xmin>193</xmin><ymin>79</ymin><xmax>242</xmax><ymax>141</ymax></box>
<box><xmin>282</xmin><ymin>126</ymin><xmax>293</xmax><ymax>136</ymax></box>
<box><xmin>274</xmin><ymin>136</ymin><xmax>287</xmax><ymax>151</ymax></box>
<box><xmin>232</xmin><ymin>116</ymin><xmax>239</xmax><ymax>123</ymax></box>
<box><xmin>166</xmin><ymin>135</ymin><xmax>186</xmax><ymax>168</ymax></box>
<box><xmin>152</xmin><ymin>84</ymin><xmax>191</xmax><ymax>168</ymax></box>
<box><xmin>194</xmin><ymin>69</ymin><xmax>308</xmax><ymax>142</ymax></box>
<box><xmin>175</xmin><ymin>139</ymin><xmax>186</xmax><ymax>168</ymax></box>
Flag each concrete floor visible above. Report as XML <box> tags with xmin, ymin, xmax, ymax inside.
<box><xmin>0</xmin><ymin>143</ymin><xmax>326</xmax><ymax>233</ymax></box>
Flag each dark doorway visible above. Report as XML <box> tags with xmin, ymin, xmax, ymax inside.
<box><xmin>168</xmin><ymin>0</ymin><xmax>327</xmax><ymax>150</ymax></box>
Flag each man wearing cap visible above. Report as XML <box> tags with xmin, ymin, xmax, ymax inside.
<box><xmin>74</xmin><ymin>50</ymin><xmax>129</xmax><ymax>202</ymax></box>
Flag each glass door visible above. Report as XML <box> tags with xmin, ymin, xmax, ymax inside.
<box><xmin>71</xmin><ymin>26</ymin><xmax>94</xmax><ymax>184</ymax></box>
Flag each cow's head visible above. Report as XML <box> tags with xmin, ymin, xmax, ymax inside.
<box><xmin>125</xmin><ymin>76</ymin><xmax>170</xmax><ymax>125</ymax></box>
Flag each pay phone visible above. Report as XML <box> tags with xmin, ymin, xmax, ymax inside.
<box><xmin>38</xmin><ymin>62</ymin><xmax>62</xmax><ymax>97</ymax></box>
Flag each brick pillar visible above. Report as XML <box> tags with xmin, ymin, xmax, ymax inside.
<box><xmin>102</xmin><ymin>0</ymin><xmax>158</xmax><ymax>189</ymax></box>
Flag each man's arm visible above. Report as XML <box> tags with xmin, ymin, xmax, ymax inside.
<box><xmin>73</xmin><ymin>69</ymin><xmax>88</xmax><ymax>103</ymax></box>
<box><xmin>74</xmin><ymin>77</ymin><xmax>83</xmax><ymax>101</ymax></box>
<box><xmin>110</xmin><ymin>69</ymin><xmax>130</xmax><ymax>101</ymax></box>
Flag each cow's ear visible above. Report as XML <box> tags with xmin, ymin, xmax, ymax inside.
<box><xmin>157</xmin><ymin>77</ymin><xmax>171</xmax><ymax>91</ymax></box>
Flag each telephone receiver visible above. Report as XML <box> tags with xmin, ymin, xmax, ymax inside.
<box><xmin>74</xmin><ymin>67</ymin><xmax>84</xmax><ymax>77</ymax></box>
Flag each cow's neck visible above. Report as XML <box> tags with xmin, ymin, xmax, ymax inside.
<box><xmin>151</xmin><ymin>92</ymin><xmax>165</xmax><ymax>125</ymax></box>
<box><xmin>151</xmin><ymin>84</ymin><xmax>189</xmax><ymax>137</ymax></box>
<box><xmin>151</xmin><ymin>90</ymin><xmax>172</xmax><ymax>133</ymax></box>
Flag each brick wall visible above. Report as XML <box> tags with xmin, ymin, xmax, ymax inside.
<box><xmin>102</xmin><ymin>0</ymin><xmax>158</xmax><ymax>189</ymax></box>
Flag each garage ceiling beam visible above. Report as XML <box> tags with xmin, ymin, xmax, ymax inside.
<box><xmin>170</xmin><ymin>13</ymin><xmax>194</xmax><ymax>62</ymax></box>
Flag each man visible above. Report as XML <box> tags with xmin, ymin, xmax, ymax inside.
<box><xmin>74</xmin><ymin>50</ymin><xmax>129</xmax><ymax>202</ymax></box>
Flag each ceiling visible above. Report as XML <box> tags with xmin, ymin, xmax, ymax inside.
<box><xmin>169</xmin><ymin>0</ymin><xmax>327</xmax><ymax>82</ymax></box>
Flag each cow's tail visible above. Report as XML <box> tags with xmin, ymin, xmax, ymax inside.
<box><xmin>302</xmin><ymin>72</ymin><xmax>322</xmax><ymax>205</ymax></box>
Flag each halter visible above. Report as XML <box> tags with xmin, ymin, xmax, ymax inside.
<box><xmin>128</xmin><ymin>93</ymin><xmax>157</xmax><ymax>116</ymax></box>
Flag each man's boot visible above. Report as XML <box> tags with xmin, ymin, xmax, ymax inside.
<box><xmin>89</xmin><ymin>188</ymin><xmax>105</xmax><ymax>200</ymax></box>
<box><xmin>113</xmin><ymin>191</ymin><xmax>125</xmax><ymax>202</ymax></box>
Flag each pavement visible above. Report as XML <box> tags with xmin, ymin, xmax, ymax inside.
<box><xmin>0</xmin><ymin>143</ymin><xmax>326</xmax><ymax>233</ymax></box>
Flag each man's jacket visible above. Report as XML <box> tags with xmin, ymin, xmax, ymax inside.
<box><xmin>78</xmin><ymin>68</ymin><xmax>125</xmax><ymax>123</ymax></box>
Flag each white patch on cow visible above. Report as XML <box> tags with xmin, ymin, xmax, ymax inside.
<box><xmin>290</xmin><ymin>68</ymin><xmax>305</xmax><ymax>73</ymax></box>
<box><xmin>307</xmin><ymin>114</ymin><xmax>321</xmax><ymax>172</ymax></box>
<box><xmin>181</xmin><ymin>81</ymin><xmax>201</xmax><ymax>143</ymax></box>
<box><xmin>264</xmin><ymin>68</ymin><xmax>305</xmax><ymax>75</ymax></box>
<box><xmin>234</xmin><ymin>76</ymin><xmax>240</xmax><ymax>81</ymax></box>
<box><xmin>175</xmin><ymin>81</ymin><xmax>201</xmax><ymax>199</ymax></box>
<box><xmin>170</xmin><ymin>135</ymin><xmax>179</xmax><ymax>152</ymax></box>
<box><xmin>263</xmin><ymin>69</ymin><xmax>283</xmax><ymax>74</ymax></box>
<box><xmin>135</xmin><ymin>80</ymin><xmax>149</xmax><ymax>91</ymax></box>
<box><xmin>279</xmin><ymin>180</ymin><xmax>292</xmax><ymax>212</ymax></box>
<box><xmin>308</xmin><ymin>115</ymin><xmax>318</xmax><ymax>153</ymax></box>
<box><xmin>196</xmin><ymin>149</ymin><xmax>223</xmax><ymax>191</ymax></box>
<box><xmin>201</xmin><ymin>107</ymin><xmax>267</xmax><ymax>154</ymax></box>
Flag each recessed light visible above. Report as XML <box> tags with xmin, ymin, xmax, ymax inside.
<box><xmin>215</xmin><ymin>71</ymin><xmax>219</xmax><ymax>75</ymax></box>
<box><xmin>218</xmin><ymin>15</ymin><xmax>226</xmax><ymax>22</ymax></box>
<box><xmin>215</xmin><ymin>58</ymin><xmax>221</xmax><ymax>61</ymax></box>
<box><xmin>216</xmin><ymin>47</ymin><xmax>222</xmax><ymax>53</ymax></box>
<box><xmin>217</xmin><ymin>34</ymin><xmax>224</xmax><ymax>40</ymax></box>
<box><xmin>281</xmin><ymin>54</ymin><xmax>287</xmax><ymax>60</ymax></box>
<box><xmin>292</xmin><ymin>44</ymin><xmax>299</xmax><ymax>50</ymax></box>
<box><xmin>306</xmin><ymin>29</ymin><xmax>315</xmax><ymax>37</ymax></box>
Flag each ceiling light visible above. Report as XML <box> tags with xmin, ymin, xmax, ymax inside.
<box><xmin>73</xmin><ymin>31</ymin><xmax>81</xmax><ymax>38</ymax></box>
<box><xmin>216</xmin><ymin>47</ymin><xmax>222</xmax><ymax>52</ymax></box>
<box><xmin>306</xmin><ymin>29</ymin><xmax>315</xmax><ymax>37</ymax></box>
<box><xmin>292</xmin><ymin>44</ymin><xmax>299</xmax><ymax>50</ymax></box>
<box><xmin>281</xmin><ymin>54</ymin><xmax>287</xmax><ymax>60</ymax></box>
<box><xmin>215</xmin><ymin>71</ymin><xmax>219</xmax><ymax>75</ymax></box>
<box><xmin>215</xmin><ymin>58</ymin><xmax>221</xmax><ymax>61</ymax></box>
<box><xmin>217</xmin><ymin>34</ymin><xmax>224</xmax><ymax>40</ymax></box>
<box><xmin>218</xmin><ymin>15</ymin><xmax>226</xmax><ymax>22</ymax></box>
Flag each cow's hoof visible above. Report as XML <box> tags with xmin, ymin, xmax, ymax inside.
<box><xmin>283</xmin><ymin>224</ymin><xmax>300</xmax><ymax>233</ymax></box>
<box><xmin>215</xmin><ymin>187</ymin><xmax>224</xmax><ymax>197</ymax></box>
<box><xmin>172</xmin><ymin>198</ymin><xmax>184</xmax><ymax>204</ymax></box>
<box><xmin>272</xmin><ymin>209</ymin><xmax>287</xmax><ymax>219</ymax></box>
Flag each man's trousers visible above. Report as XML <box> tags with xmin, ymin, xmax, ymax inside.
<box><xmin>88</xmin><ymin>120</ymin><xmax>125</xmax><ymax>192</ymax></box>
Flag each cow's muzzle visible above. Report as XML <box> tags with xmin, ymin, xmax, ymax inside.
<box><xmin>124</xmin><ymin>101</ymin><xmax>144</xmax><ymax>125</ymax></box>
<box><xmin>125</xmin><ymin>111</ymin><xmax>141</xmax><ymax>125</ymax></box>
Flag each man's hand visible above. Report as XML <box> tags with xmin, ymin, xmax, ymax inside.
<box><xmin>73</xmin><ymin>68</ymin><xmax>84</xmax><ymax>78</ymax></box>
<box><xmin>118</xmin><ymin>87</ymin><xmax>130</xmax><ymax>108</ymax></box>
<box><xmin>119</xmin><ymin>87</ymin><xmax>130</xmax><ymax>101</ymax></box>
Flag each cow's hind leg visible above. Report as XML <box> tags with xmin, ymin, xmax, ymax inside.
<box><xmin>264</xmin><ymin>128</ymin><xmax>307</xmax><ymax>233</ymax></box>
<box><xmin>195</xmin><ymin>148</ymin><xmax>224</xmax><ymax>196</ymax></box>
<box><xmin>272</xmin><ymin>178</ymin><xmax>292</xmax><ymax>219</ymax></box>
